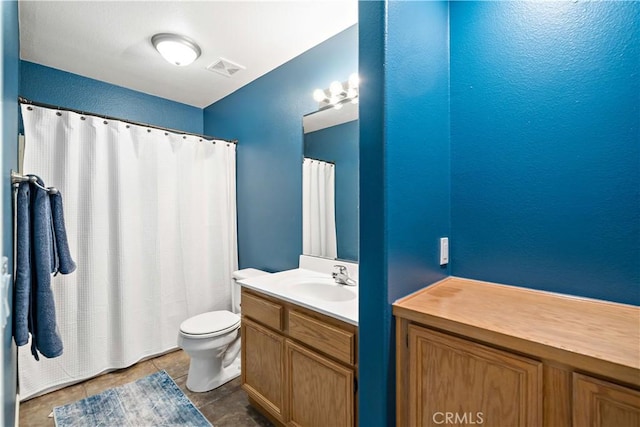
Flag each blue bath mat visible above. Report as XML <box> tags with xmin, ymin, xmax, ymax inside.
<box><xmin>53</xmin><ymin>370</ymin><xmax>211</xmax><ymax>426</ymax></box>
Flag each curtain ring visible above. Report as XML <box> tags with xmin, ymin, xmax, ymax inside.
<box><xmin>56</xmin><ymin>112</ymin><xmax>62</xmax><ymax>116</ymax></box>
<box><xmin>103</xmin><ymin>120</ymin><xmax>108</xmax><ymax>125</ymax></box>
<box><xmin>27</xmin><ymin>106</ymin><xmax>33</xmax><ymax>111</ymax></box>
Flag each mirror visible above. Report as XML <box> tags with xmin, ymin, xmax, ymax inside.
<box><xmin>302</xmin><ymin>103</ymin><xmax>359</xmax><ymax>261</ymax></box>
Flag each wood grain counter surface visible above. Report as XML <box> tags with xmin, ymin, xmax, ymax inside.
<box><xmin>393</xmin><ymin>276</ymin><xmax>640</xmax><ymax>388</ymax></box>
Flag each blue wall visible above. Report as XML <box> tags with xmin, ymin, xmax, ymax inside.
<box><xmin>2</xmin><ymin>1</ymin><xmax>19</xmax><ymax>424</ymax></box>
<box><xmin>386</xmin><ymin>1</ymin><xmax>451</xmax><ymax>303</ymax></box>
<box><xmin>203</xmin><ymin>26</ymin><xmax>358</xmax><ymax>272</ymax></box>
<box><xmin>304</xmin><ymin>120</ymin><xmax>359</xmax><ymax>261</ymax></box>
<box><xmin>20</xmin><ymin>61</ymin><xmax>203</xmax><ymax>134</ymax></box>
<box><xmin>358</xmin><ymin>2</ymin><xmax>451</xmax><ymax>426</ymax></box>
<box><xmin>450</xmin><ymin>2</ymin><xmax>640</xmax><ymax>305</ymax></box>
<box><xmin>357</xmin><ymin>2</ymin><xmax>389</xmax><ymax>426</ymax></box>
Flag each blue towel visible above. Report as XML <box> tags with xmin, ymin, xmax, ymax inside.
<box><xmin>30</xmin><ymin>176</ymin><xmax>63</xmax><ymax>360</ymax></box>
<box><xmin>13</xmin><ymin>182</ymin><xmax>31</xmax><ymax>346</ymax></box>
<box><xmin>50</xmin><ymin>192</ymin><xmax>76</xmax><ymax>275</ymax></box>
<box><xmin>13</xmin><ymin>176</ymin><xmax>76</xmax><ymax>360</ymax></box>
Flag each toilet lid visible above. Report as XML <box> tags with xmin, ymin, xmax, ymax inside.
<box><xmin>179</xmin><ymin>310</ymin><xmax>240</xmax><ymax>336</ymax></box>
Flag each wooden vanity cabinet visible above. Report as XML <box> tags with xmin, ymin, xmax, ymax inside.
<box><xmin>241</xmin><ymin>318</ymin><xmax>286</xmax><ymax>420</ymax></box>
<box><xmin>408</xmin><ymin>325</ymin><xmax>543</xmax><ymax>426</ymax></box>
<box><xmin>241</xmin><ymin>288</ymin><xmax>357</xmax><ymax>427</ymax></box>
<box><xmin>394</xmin><ymin>277</ymin><xmax>640</xmax><ymax>427</ymax></box>
<box><xmin>286</xmin><ymin>340</ymin><xmax>354</xmax><ymax>427</ymax></box>
<box><xmin>573</xmin><ymin>374</ymin><xmax>640</xmax><ymax>427</ymax></box>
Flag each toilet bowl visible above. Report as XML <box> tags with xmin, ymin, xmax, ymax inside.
<box><xmin>178</xmin><ymin>268</ymin><xmax>269</xmax><ymax>392</ymax></box>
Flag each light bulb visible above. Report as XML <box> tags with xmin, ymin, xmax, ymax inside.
<box><xmin>348</xmin><ymin>73</ymin><xmax>359</xmax><ymax>89</ymax></box>
<box><xmin>346</xmin><ymin>88</ymin><xmax>358</xmax><ymax>99</ymax></box>
<box><xmin>313</xmin><ymin>89</ymin><xmax>327</xmax><ymax>102</ymax></box>
<box><xmin>330</xmin><ymin>81</ymin><xmax>344</xmax><ymax>96</ymax></box>
<box><xmin>334</xmin><ymin>102</ymin><xmax>343</xmax><ymax>110</ymax></box>
<box><xmin>329</xmin><ymin>96</ymin><xmax>340</xmax><ymax>106</ymax></box>
<box><xmin>156</xmin><ymin>40</ymin><xmax>198</xmax><ymax>66</ymax></box>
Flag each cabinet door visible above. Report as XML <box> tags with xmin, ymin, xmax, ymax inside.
<box><xmin>573</xmin><ymin>373</ymin><xmax>640</xmax><ymax>427</ymax></box>
<box><xmin>286</xmin><ymin>339</ymin><xmax>354</xmax><ymax>427</ymax></box>
<box><xmin>408</xmin><ymin>325</ymin><xmax>542</xmax><ymax>427</ymax></box>
<box><xmin>241</xmin><ymin>317</ymin><xmax>286</xmax><ymax>422</ymax></box>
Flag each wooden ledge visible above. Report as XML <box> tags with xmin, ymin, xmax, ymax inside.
<box><xmin>393</xmin><ymin>277</ymin><xmax>640</xmax><ymax>387</ymax></box>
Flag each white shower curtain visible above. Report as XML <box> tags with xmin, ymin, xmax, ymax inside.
<box><xmin>19</xmin><ymin>104</ymin><xmax>238</xmax><ymax>399</ymax></box>
<box><xmin>302</xmin><ymin>158</ymin><xmax>337</xmax><ymax>259</ymax></box>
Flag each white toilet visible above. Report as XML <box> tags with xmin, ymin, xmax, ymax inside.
<box><xmin>177</xmin><ymin>268</ymin><xmax>269</xmax><ymax>392</ymax></box>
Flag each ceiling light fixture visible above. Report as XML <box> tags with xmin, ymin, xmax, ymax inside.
<box><xmin>152</xmin><ymin>33</ymin><xmax>201</xmax><ymax>67</ymax></box>
<box><xmin>313</xmin><ymin>73</ymin><xmax>359</xmax><ymax>109</ymax></box>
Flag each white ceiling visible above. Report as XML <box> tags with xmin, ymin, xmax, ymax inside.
<box><xmin>19</xmin><ymin>1</ymin><xmax>358</xmax><ymax>108</ymax></box>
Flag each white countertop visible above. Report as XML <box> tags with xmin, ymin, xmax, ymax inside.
<box><xmin>238</xmin><ymin>268</ymin><xmax>359</xmax><ymax>326</ymax></box>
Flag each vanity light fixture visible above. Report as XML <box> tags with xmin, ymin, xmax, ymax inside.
<box><xmin>313</xmin><ymin>73</ymin><xmax>359</xmax><ymax>109</ymax></box>
<box><xmin>152</xmin><ymin>33</ymin><xmax>201</xmax><ymax>67</ymax></box>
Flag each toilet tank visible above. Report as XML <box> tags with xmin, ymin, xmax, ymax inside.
<box><xmin>232</xmin><ymin>268</ymin><xmax>269</xmax><ymax>313</ymax></box>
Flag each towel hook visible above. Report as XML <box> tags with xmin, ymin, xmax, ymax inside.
<box><xmin>10</xmin><ymin>170</ymin><xmax>59</xmax><ymax>194</ymax></box>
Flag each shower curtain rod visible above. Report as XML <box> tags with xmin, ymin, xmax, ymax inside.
<box><xmin>19</xmin><ymin>97</ymin><xmax>238</xmax><ymax>144</ymax></box>
<box><xmin>303</xmin><ymin>157</ymin><xmax>335</xmax><ymax>165</ymax></box>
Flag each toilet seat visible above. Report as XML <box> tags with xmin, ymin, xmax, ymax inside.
<box><xmin>179</xmin><ymin>310</ymin><xmax>240</xmax><ymax>339</ymax></box>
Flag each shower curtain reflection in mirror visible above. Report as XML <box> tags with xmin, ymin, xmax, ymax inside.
<box><xmin>302</xmin><ymin>158</ymin><xmax>337</xmax><ymax>259</ymax></box>
<box><xmin>18</xmin><ymin>104</ymin><xmax>238</xmax><ymax>399</ymax></box>
<box><xmin>302</xmin><ymin>105</ymin><xmax>358</xmax><ymax>262</ymax></box>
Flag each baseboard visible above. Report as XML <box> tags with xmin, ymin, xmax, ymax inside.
<box><xmin>14</xmin><ymin>394</ymin><xmax>19</xmax><ymax>427</ymax></box>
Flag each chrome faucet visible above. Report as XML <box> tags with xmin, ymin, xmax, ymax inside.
<box><xmin>332</xmin><ymin>264</ymin><xmax>356</xmax><ymax>286</ymax></box>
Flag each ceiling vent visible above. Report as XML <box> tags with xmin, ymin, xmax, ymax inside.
<box><xmin>206</xmin><ymin>58</ymin><xmax>245</xmax><ymax>77</ymax></box>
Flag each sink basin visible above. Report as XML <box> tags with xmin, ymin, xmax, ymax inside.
<box><xmin>287</xmin><ymin>278</ymin><xmax>357</xmax><ymax>302</ymax></box>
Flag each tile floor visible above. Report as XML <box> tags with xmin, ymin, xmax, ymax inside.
<box><xmin>18</xmin><ymin>350</ymin><xmax>273</xmax><ymax>427</ymax></box>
